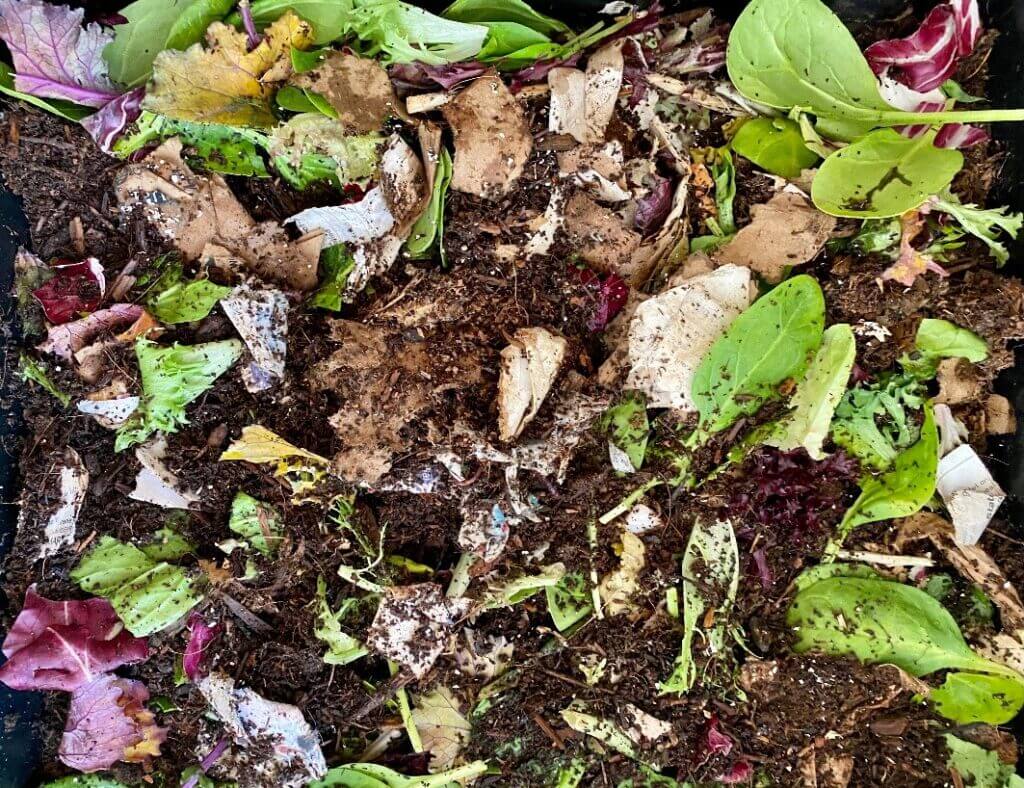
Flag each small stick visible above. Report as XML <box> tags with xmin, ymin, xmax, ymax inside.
<box><xmin>531</xmin><ymin>713</ymin><xmax>565</xmax><ymax>750</ymax></box>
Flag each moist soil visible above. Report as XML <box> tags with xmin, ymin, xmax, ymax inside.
<box><xmin>2</xmin><ymin>27</ymin><xmax>1024</xmax><ymax>788</ymax></box>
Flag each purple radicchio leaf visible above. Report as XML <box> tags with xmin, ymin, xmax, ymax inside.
<box><xmin>81</xmin><ymin>87</ymin><xmax>144</xmax><ymax>152</ymax></box>
<box><xmin>59</xmin><ymin>673</ymin><xmax>167</xmax><ymax>772</ymax></box>
<box><xmin>877</xmin><ymin>75</ymin><xmax>987</xmax><ymax>149</ymax></box>
<box><xmin>634</xmin><ymin>176</ymin><xmax>673</xmax><ymax>235</ymax></box>
<box><xmin>183</xmin><ymin>611</ymin><xmax>222</xmax><ymax>681</ymax></box>
<box><xmin>658</xmin><ymin>24</ymin><xmax>728</xmax><ymax>77</ymax></box>
<box><xmin>509</xmin><ymin>53</ymin><xmax>581</xmax><ymax>93</ymax></box>
<box><xmin>864</xmin><ymin>0</ymin><xmax>981</xmax><ymax>92</ymax></box>
<box><xmin>389</xmin><ymin>61</ymin><xmax>488</xmax><ymax>93</ymax></box>
<box><xmin>0</xmin><ymin>0</ymin><xmax>120</xmax><ymax>107</ymax></box>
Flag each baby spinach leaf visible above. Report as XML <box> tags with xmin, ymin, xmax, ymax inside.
<box><xmin>765</xmin><ymin>323</ymin><xmax>856</xmax><ymax>460</ymax></box>
<box><xmin>838</xmin><ymin>402</ymin><xmax>938</xmax><ymax>535</ymax></box>
<box><xmin>661</xmin><ymin>519</ymin><xmax>738</xmax><ymax>694</ymax></box>
<box><xmin>727</xmin><ymin>0</ymin><xmax>1024</xmax><ymax>138</ymax></box>
<box><xmin>601</xmin><ymin>392</ymin><xmax>650</xmax><ymax>472</ymax></box>
<box><xmin>442</xmin><ymin>0</ymin><xmax>571</xmax><ymax>36</ymax></box>
<box><xmin>900</xmin><ymin>317</ymin><xmax>988</xmax><ymax>379</ymax></box>
<box><xmin>71</xmin><ymin>535</ymin><xmax>202</xmax><ymax>636</ymax></box>
<box><xmin>787</xmin><ymin>570</ymin><xmax>1019</xmax><ymax>679</ymax></box>
<box><xmin>692</xmin><ymin>275</ymin><xmax>825</xmax><ymax>435</ymax></box>
<box><xmin>811</xmin><ymin>129</ymin><xmax>963</xmax><ymax>218</ymax></box>
<box><xmin>931</xmin><ymin>672</ymin><xmax>1024</xmax><ymax>725</ymax></box>
<box><xmin>731</xmin><ymin>117</ymin><xmax>820</xmax><ymax>179</ymax></box>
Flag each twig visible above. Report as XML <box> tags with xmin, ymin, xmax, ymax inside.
<box><xmin>531</xmin><ymin>713</ymin><xmax>565</xmax><ymax>749</ymax></box>
<box><xmin>351</xmin><ymin>672</ymin><xmax>413</xmax><ymax>721</ymax></box>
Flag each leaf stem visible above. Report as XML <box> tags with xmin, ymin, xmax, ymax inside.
<box><xmin>873</xmin><ymin>109</ymin><xmax>1024</xmax><ymax>127</ymax></box>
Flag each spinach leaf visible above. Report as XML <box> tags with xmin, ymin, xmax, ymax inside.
<box><xmin>765</xmin><ymin>323</ymin><xmax>856</xmax><ymax>460</ymax></box>
<box><xmin>727</xmin><ymin>0</ymin><xmax>1024</xmax><ymax>137</ymax></box>
<box><xmin>660</xmin><ymin>519</ymin><xmax>738</xmax><ymax>694</ymax></box>
<box><xmin>692</xmin><ymin>275</ymin><xmax>825</xmax><ymax>435</ymax></box>
<box><xmin>931</xmin><ymin>672</ymin><xmax>1024</xmax><ymax>725</ymax></box>
<box><xmin>601</xmin><ymin>391</ymin><xmax>650</xmax><ymax>472</ymax></box>
<box><xmin>838</xmin><ymin>402</ymin><xmax>937</xmax><ymax>535</ymax></box>
<box><xmin>442</xmin><ymin>0</ymin><xmax>571</xmax><ymax>36</ymax></box>
<box><xmin>787</xmin><ymin>570</ymin><xmax>1020</xmax><ymax>679</ymax></box>
<box><xmin>104</xmin><ymin>0</ymin><xmax>235</xmax><ymax>88</ymax></box>
<box><xmin>900</xmin><ymin>317</ymin><xmax>988</xmax><ymax>379</ymax></box>
<box><xmin>731</xmin><ymin>117</ymin><xmax>820</xmax><ymax>179</ymax></box>
<box><xmin>811</xmin><ymin>129</ymin><xmax>963</xmax><ymax>218</ymax></box>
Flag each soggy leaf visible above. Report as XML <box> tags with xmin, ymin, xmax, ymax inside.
<box><xmin>931</xmin><ymin>192</ymin><xmax>1023</xmax><ymax>265</ymax></box>
<box><xmin>149</xmin><ymin>277</ymin><xmax>233</xmax><ymax>324</ymax></box>
<box><xmin>115</xmin><ymin>339</ymin><xmax>243</xmax><ymax>451</ymax></box>
<box><xmin>269</xmin><ymin>113</ymin><xmax>382</xmax><ymax>189</ymax></box>
<box><xmin>411</xmin><ymin>686</ymin><xmax>472</xmax><ymax>772</ymax></box>
<box><xmin>483</xmin><ymin>563</ymin><xmax>566</xmax><ymax>608</ymax></box>
<box><xmin>314</xmin><ymin>575</ymin><xmax>368</xmax><ymax>666</ymax></box>
<box><xmin>731</xmin><ymin>116</ymin><xmax>819</xmax><ymax>180</ymax></box>
<box><xmin>944</xmin><ymin>734</ymin><xmax>1023</xmax><ymax>788</ymax></box>
<box><xmin>139</xmin><ymin>526</ymin><xmax>195</xmax><ymax>562</ymax></box>
<box><xmin>838</xmin><ymin>403</ymin><xmax>938</xmax><ymax>535</ymax></box>
<box><xmin>765</xmin><ymin>323</ymin><xmax>856</xmax><ymax>460</ymax></box>
<box><xmin>692</xmin><ymin>275</ymin><xmax>825</xmax><ymax>435</ymax></box>
<box><xmin>220</xmin><ymin>425</ymin><xmax>331</xmax><ymax>495</ymax></box>
<box><xmin>19</xmin><ymin>354</ymin><xmax>70</xmax><ymax>407</ymax></box>
<box><xmin>661</xmin><ymin>519</ymin><xmax>738</xmax><ymax>694</ymax></box>
<box><xmin>560</xmin><ymin>703</ymin><xmax>639</xmax><ymax>762</ymax></box>
<box><xmin>71</xmin><ymin>535</ymin><xmax>202</xmax><ymax>636</ymax></box>
<box><xmin>601</xmin><ymin>392</ymin><xmax>649</xmax><ymax>471</ymax></box>
<box><xmin>143</xmin><ymin>12</ymin><xmax>315</xmax><ymax>128</ymax></box>
<box><xmin>546</xmin><ymin>572</ymin><xmax>592</xmax><ymax>632</ymax></box>
<box><xmin>229</xmin><ymin>492</ymin><xmax>284</xmax><ymax>556</ymax></box>
<box><xmin>931</xmin><ymin>671</ymin><xmax>1024</xmax><ymax>725</ymax></box>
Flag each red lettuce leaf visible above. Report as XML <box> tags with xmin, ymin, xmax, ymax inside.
<box><xmin>81</xmin><ymin>87</ymin><xmax>145</xmax><ymax>152</ymax></box>
<box><xmin>877</xmin><ymin>76</ymin><xmax>986</xmax><ymax>149</ymax></box>
<box><xmin>579</xmin><ymin>269</ymin><xmax>629</xmax><ymax>332</ymax></box>
<box><xmin>31</xmin><ymin>257</ymin><xmax>106</xmax><ymax>324</ymax></box>
<box><xmin>634</xmin><ymin>176</ymin><xmax>673</xmax><ymax>235</ymax></box>
<box><xmin>865</xmin><ymin>0</ymin><xmax>981</xmax><ymax>92</ymax></box>
<box><xmin>389</xmin><ymin>61</ymin><xmax>488</xmax><ymax>93</ymax></box>
<box><xmin>183</xmin><ymin>611</ymin><xmax>222</xmax><ymax>681</ymax></box>
<box><xmin>719</xmin><ymin>761</ymin><xmax>754</xmax><ymax>784</ymax></box>
<box><xmin>0</xmin><ymin>585</ymin><xmax>148</xmax><ymax>692</ymax></box>
<box><xmin>0</xmin><ymin>0</ymin><xmax>119</xmax><ymax>107</ymax></box>
<box><xmin>509</xmin><ymin>53</ymin><xmax>581</xmax><ymax>93</ymax></box>
<box><xmin>59</xmin><ymin>673</ymin><xmax>167</xmax><ymax>772</ymax></box>
<box><xmin>934</xmin><ymin>122</ymin><xmax>988</xmax><ymax>148</ymax></box>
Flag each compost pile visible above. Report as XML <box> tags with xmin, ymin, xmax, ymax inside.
<box><xmin>4</xmin><ymin>0</ymin><xmax>1024</xmax><ymax>785</ymax></box>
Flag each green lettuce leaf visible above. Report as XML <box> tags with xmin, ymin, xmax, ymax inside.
<box><xmin>442</xmin><ymin>0</ymin><xmax>570</xmax><ymax>36</ymax></box>
<box><xmin>150</xmin><ymin>277</ymin><xmax>233</xmax><ymax>324</ymax></box>
<box><xmin>71</xmin><ymin>535</ymin><xmax>202</xmax><ymax>636</ymax></box>
<box><xmin>115</xmin><ymin>338</ymin><xmax>243</xmax><ymax>451</ymax></box>
<box><xmin>270</xmin><ymin>113</ymin><xmax>381</xmax><ymax>189</ymax></box>
<box><xmin>831</xmin><ymin>373</ymin><xmax>927</xmax><ymax>470</ymax></box>
<box><xmin>600</xmin><ymin>391</ymin><xmax>649</xmax><ymax>471</ymax></box>
<box><xmin>314</xmin><ymin>575</ymin><xmax>368</xmax><ymax>665</ymax></box>
<box><xmin>309</xmin><ymin>246</ymin><xmax>356</xmax><ymax>311</ymax></box>
<box><xmin>545</xmin><ymin>571</ymin><xmax>592</xmax><ymax>632</ymax></box>
<box><xmin>944</xmin><ymin>735</ymin><xmax>1024</xmax><ymax>788</ymax></box>
<box><xmin>229</xmin><ymin>492</ymin><xmax>284</xmax><ymax>556</ymax></box>
<box><xmin>900</xmin><ymin>317</ymin><xmax>988</xmax><ymax>379</ymax></box>
<box><xmin>406</xmin><ymin>146</ymin><xmax>453</xmax><ymax>259</ymax></box>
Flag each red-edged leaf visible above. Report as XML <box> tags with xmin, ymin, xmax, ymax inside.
<box><xmin>579</xmin><ymin>269</ymin><xmax>629</xmax><ymax>332</ymax></box>
<box><xmin>59</xmin><ymin>673</ymin><xmax>167</xmax><ymax>772</ymax></box>
<box><xmin>81</xmin><ymin>87</ymin><xmax>145</xmax><ymax>153</ymax></box>
<box><xmin>36</xmin><ymin>302</ymin><xmax>143</xmax><ymax>360</ymax></box>
<box><xmin>31</xmin><ymin>257</ymin><xmax>106</xmax><ymax>324</ymax></box>
<box><xmin>183</xmin><ymin>611</ymin><xmax>221</xmax><ymax>681</ymax></box>
<box><xmin>934</xmin><ymin>122</ymin><xmax>988</xmax><ymax>148</ymax></box>
<box><xmin>635</xmin><ymin>176</ymin><xmax>673</xmax><ymax>235</ymax></box>
<box><xmin>0</xmin><ymin>585</ymin><xmax>148</xmax><ymax>692</ymax></box>
<box><xmin>509</xmin><ymin>53</ymin><xmax>581</xmax><ymax>93</ymax></box>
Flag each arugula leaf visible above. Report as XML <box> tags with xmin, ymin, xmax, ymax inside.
<box><xmin>727</xmin><ymin>0</ymin><xmax>1024</xmax><ymax>138</ymax></box>
<box><xmin>692</xmin><ymin>274</ymin><xmax>825</xmax><ymax>435</ymax></box>
<box><xmin>546</xmin><ymin>572</ymin><xmax>592</xmax><ymax>632</ymax></box>
<box><xmin>309</xmin><ymin>246</ymin><xmax>356</xmax><ymax>311</ymax></box>
<box><xmin>0</xmin><ymin>63</ymin><xmax>92</xmax><ymax>121</ymax></box>
<box><xmin>900</xmin><ymin>317</ymin><xmax>988</xmax><ymax>379</ymax></box>
<box><xmin>406</xmin><ymin>145</ymin><xmax>453</xmax><ymax>259</ymax></box>
<box><xmin>229</xmin><ymin>492</ymin><xmax>284</xmax><ymax>556</ymax></box>
<box><xmin>765</xmin><ymin>323</ymin><xmax>856</xmax><ymax>460</ymax></box>
<box><xmin>104</xmin><ymin>0</ymin><xmax>235</xmax><ymax>88</ymax></box>
<box><xmin>788</xmin><ymin>567</ymin><xmax>1021</xmax><ymax>679</ymax></box>
<box><xmin>314</xmin><ymin>575</ymin><xmax>368</xmax><ymax>665</ymax></box>
<box><xmin>115</xmin><ymin>339</ymin><xmax>243</xmax><ymax>451</ymax></box>
<box><xmin>71</xmin><ymin>535</ymin><xmax>202</xmax><ymax>636</ymax></box>
<box><xmin>600</xmin><ymin>391</ymin><xmax>650</xmax><ymax>471</ymax></box>
<box><xmin>831</xmin><ymin>373</ymin><xmax>927</xmax><ymax>470</ymax></box>
<box><xmin>661</xmin><ymin>519</ymin><xmax>738</xmax><ymax>694</ymax></box>
<box><xmin>838</xmin><ymin>402</ymin><xmax>937</xmax><ymax>535</ymax></box>
<box><xmin>811</xmin><ymin>129</ymin><xmax>963</xmax><ymax>218</ymax></box>
<box><xmin>442</xmin><ymin>0</ymin><xmax>570</xmax><ymax>36</ymax></box>
<box><xmin>931</xmin><ymin>672</ymin><xmax>1024</xmax><ymax>725</ymax></box>
<box><xmin>945</xmin><ymin>735</ymin><xmax>1023</xmax><ymax>788</ymax></box>
<box><xmin>930</xmin><ymin>192</ymin><xmax>1024</xmax><ymax>266</ymax></box>
<box><xmin>731</xmin><ymin>117</ymin><xmax>820</xmax><ymax>180</ymax></box>
<box><xmin>19</xmin><ymin>354</ymin><xmax>70</xmax><ymax>407</ymax></box>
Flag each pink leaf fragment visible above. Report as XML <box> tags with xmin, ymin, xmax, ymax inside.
<box><xmin>31</xmin><ymin>257</ymin><xmax>106</xmax><ymax>324</ymax></box>
<box><xmin>865</xmin><ymin>0</ymin><xmax>981</xmax><ymax>92</ymax></box>
<box><xmin>183</xmin><ymin>612</ymin><xmax>222</xmax><ymax>681</ymax></box>
<box><xmin>81</xmin><ymin>87</ymin><xmax>145</xmax><ymax>152</ymax></box>
<box><xmin>37</xmin><ymin>303</ymin><xmax>143</xmax><ymax>360</ymax></box>
<box><xmin>705</xmin><ymin>716</ymin><xmax>733</xmax><ymax>757</ymax></box>
<box><xmin>0</xmin><ymin>586</ymin><xmax>148</xmax><ymax>692</ymax></box>
<box><xmin>509</xmin><ymin>53</ymin><xmax>581</xmax><ymax>93</ymax></box>
<box><xmin>59</xmin><ymin>673</ymin><xmax>167</xmax><ymax>772</ymax></box>
<box><xmin>935</xmin><ymin>122</ymin><xmax>988</xmax><ymax>148</ymax></box>
<box><xmin>719</xmin><ymin>761</ymin><xmax>754</xmax><ymax>784</ymax></box>
<box><xmin>0</xmin><ymin>0</ymin><xmax>119</xmax><ymax>107</ymax></box>
<box><xmin>881</xmin><ymin>210</ymin><xmax>948</xmax><ymax>287</ymax></box>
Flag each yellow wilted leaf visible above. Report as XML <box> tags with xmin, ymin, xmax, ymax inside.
<box><xmin>143</xmin><ymin>12</ymin><xmax>314</xmax><ymax>128</ymax></box>
<box><xmin>220</xmin><ymin>424</ymin><xmax>329</xmax><ymax>494</ymax></box>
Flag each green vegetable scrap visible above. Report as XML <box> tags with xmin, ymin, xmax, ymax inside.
<box><xmin>944</xmin><ymin>735</ymin><xmax>1024</xmax><ymax>788</ymax></box>
<box><xmin>600</xmin><ymin>391</ymin><xmax>650</xmax><ymax>472</ymax></box>
<box><xmin>71</xmin><ymin>535</ymin><xmax>202</xmax><ymax>636</ymax></box>
<box><xmin>19</xmin><ymin>354</ymin><xmax>70</xmax><ymax>406</ymax></box>
<box><xmin>314</xmin><ymin>575</ymin><xmax>369</xmax><ymax>666</ymax></box>
<box><xmin>788</xmin><ymin>564</ymin><xmax>1024</xmax><ymax>724</ymax></box>
<box><xmin>831</xmin><ymin>373</ymin><xmax>927</xmax><ymax>470</ymax></box>
<box><xmin>930</xmin><ymin>191</ymin><xmax>1023</xmax><ymax>266</ymax></box>
<box><xmin>731</xmin><ymin>116</ymin><xmax>819</xmax><ymax>179</ymax></box>
<box><xmin>148</xmin><ymin>263</ymin><xmax>233</xmax><ymax>324</ymax></box>
<box><xmin>115</xmin><ymin>338</ymin><xmax>243</xmax><ymax>451</ymax></box>
<box><xmin>900</xmin><ymin>317</ymin><xmax>988</xmax><ymax>379</ymax></box>
<box><xmin>405</xmin><ymin>146</ymin><xmax>453</xmax><ymax>259</ymax></box>
<box><xmin>545</xmin><ymin>571</ymin><xmax>592</xmax><ymax>632</ymax></box>
<box><xmin>228</xmin><ymin>491</ymin><xmax>285</xmax><ymax>556</ymax></box>
<box><xmin>308</xmin><ymin>760</ymin><xmax>489</xmax><ymax>787</ymax></box>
